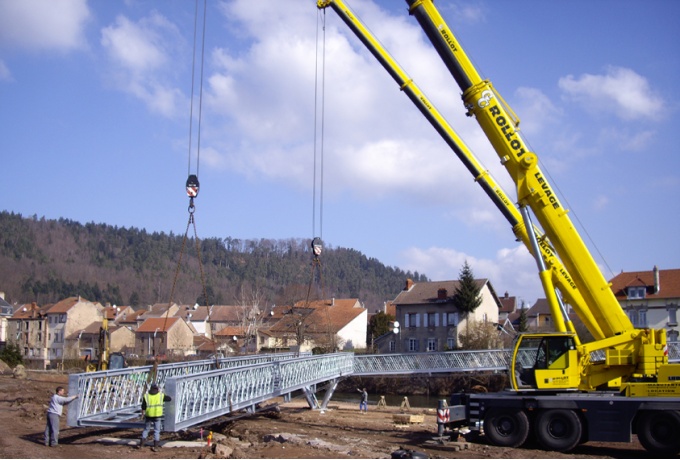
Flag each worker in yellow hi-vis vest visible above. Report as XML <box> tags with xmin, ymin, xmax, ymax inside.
<box><xmin>137</xmin><ymin>383</ymin><xmax>172</xmax><ymax>452</ymax></box>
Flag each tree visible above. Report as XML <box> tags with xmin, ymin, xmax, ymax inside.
<box><xmin>0</xmin><ymin>342</ymin><xmax>24</xmax><ymax>367</ymax></box>
<box><xmin>459</xmin><ymin>320</ymin><xmax>504</xmax><ymax>350</ymax></box>
<box><xmin>452</xmin><ymin>261</ymin><xmax>482</xmax><ymax>316</ymax></box>
<box><xmin>367</xmin><ymin>311</ymin><xmax>395</xmax><ymax>350</ymax></box>
<box><xmin>518</xmin><ymin>304</ymin><xmax>529</xmax><ymax>332</ymax></box>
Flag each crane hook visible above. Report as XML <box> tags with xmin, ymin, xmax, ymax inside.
<box><xmin>186</xmin><ymin>174</ymin><xmax>200</xmax><ymax>213</ymax></box>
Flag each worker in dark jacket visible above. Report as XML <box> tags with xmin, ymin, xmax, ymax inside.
<box><xmin>138</xmin><ymin>383</ymin><xmax>171</xmax><ymax>452</ymax></box>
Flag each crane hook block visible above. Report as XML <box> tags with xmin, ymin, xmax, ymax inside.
<box><xmin>186</xmin><ymin>174</ymin><xmax>200</xmax><ymax>198</ymax></box>
<box><xmin>312</xmin><ymin>237</ymin><xmax>323</xmax><ymax>257</ymax></box>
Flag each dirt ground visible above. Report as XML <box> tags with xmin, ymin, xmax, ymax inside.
<box><xmin>0</xmin><ymin>371</ymin><xmax>666</xmax><ymax>459</ymax></box>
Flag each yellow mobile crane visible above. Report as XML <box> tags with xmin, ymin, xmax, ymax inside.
<box><xmin>318</xmin><ymin>0</ymin><xmax>680</xmax><ymax>454</ymax></box>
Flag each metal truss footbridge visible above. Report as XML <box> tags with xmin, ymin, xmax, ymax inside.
<box><xmin>67</xmin><ymin>343</ymin><xmax>680</xmax><ymax>432</ymax></box>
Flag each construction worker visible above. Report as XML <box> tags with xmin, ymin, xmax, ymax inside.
<box><xmin>138</xmin><ymin>383</ymin><xmax>171</xmax><ymax>452</ymax></box>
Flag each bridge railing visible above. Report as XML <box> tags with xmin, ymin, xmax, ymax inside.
<box><xmin>164</xmin><ymin>353</ymin><xmax>354</xmax><ymax>431</ymax></box>
<box><xmin>67</xmin><ymin>352</ymin><xmax>309</xmax><ymax>428</ymax></box>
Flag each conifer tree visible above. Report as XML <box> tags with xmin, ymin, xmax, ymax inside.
<box><xmin>452</xmin><ymin>261</ymin><xmax>482</xmax><ymax>334</ymax></box>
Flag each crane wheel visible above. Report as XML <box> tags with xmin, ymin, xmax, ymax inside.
<box><xmin>483</xmin><ymin>407</ymin><xmax>529</xmax><ymax>448</ymax></box>
<box><xmin>636</xmin><ymin>410</ymin><xmax>680</xmax><ymax>456</ymax></box>
<box><xmin>534</xmin><ymin>409</ymin><xmax>582</xmax><ymax>452</ymax></box>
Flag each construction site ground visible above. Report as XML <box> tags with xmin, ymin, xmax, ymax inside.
<box><xmin>0</xmin><ymin>371</ymin><xmax>661</xmax><ymax>459</ymax></box>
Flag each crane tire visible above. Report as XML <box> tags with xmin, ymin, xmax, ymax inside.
<box><xmin>636</xmin><ymin>410</ymin><xmax>680</xmax><ymax>456</ymax></box>
<box><xmin>483</xmin><ymin>408</ymin><xmax>530</xmax><ymax>447</ymax></box>
<box><xmin>534</xmin><ymin>409</ymin><xmax>582</xmax><ymax>452</ymax></box>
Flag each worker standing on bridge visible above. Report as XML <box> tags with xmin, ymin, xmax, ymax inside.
<box><xmin>44</xmin><ymin>386</ymin><xmax>79</xmax><ymax>447</ymax></box>
<box><xmin>138</xmin><ymin>383</ymin><xmax>171</xmax><ymax>452</ymax></box>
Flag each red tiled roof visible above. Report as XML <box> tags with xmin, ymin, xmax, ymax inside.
<box><xmin>609</xmin><ymin>267</ymin><xmax>680</xmax><ymax>300</ymax></box>
<box><xmin>393</xmin><ymin>279</ymin><xmax>490</xmax><ymax>305</ymax></box>
<box><xmin>214</xmin><ymin>326</ymin><xmax>248</xmax><ymax>337</ymax></box>
<box><xmin>47</xmin><ymin>297</ymin><xmax>82</xmax><ymax>313</ymax></box>
<box><xmin>136</xmin><ymin>317</ymin><xmax>181</xmax><ymax>333</ymax></box>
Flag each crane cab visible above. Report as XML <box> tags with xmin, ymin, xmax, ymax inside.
<box><xmin>511</xmin><ymin>333</ymin><xmax>580</xmax><ymax>391</ymax></box>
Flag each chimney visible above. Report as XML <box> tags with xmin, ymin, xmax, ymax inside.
<box><xmin>405</xmin><ymin>279</ymin><xmax>414</xmax><ymax>291</ymax></box>
<box><xmin>654</xmin><ymin>265</ymin><xmax>660</xmax><ymax>294</ymax></box>
<box><xmin>437</xmin><ymin>288</ymin><xmax>447</xmax><ymax>300</ymax></box>
<box><xmin>504</xmin><ymin>291</ymin><xmax>509</xmax><ymax>299</ymax></box>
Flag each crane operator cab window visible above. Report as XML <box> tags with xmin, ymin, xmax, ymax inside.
<box><xmin>513</xmin><ymin>334</ymin><xmax>578</xmax><ymax>390</ymax></box>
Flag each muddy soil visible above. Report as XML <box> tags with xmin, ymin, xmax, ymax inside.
<box><xmin>0</xmin><ymin>371</ymin><xmax>665</xmax><ymax>459</ymax></box>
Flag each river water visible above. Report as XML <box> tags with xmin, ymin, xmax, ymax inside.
<box><xmin>323</xmin><ymin>391</ymin><xmax>446</xmax><ymax>408</ymax></box>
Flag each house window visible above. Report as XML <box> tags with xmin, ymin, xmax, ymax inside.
<box><xmin>446</xmin><ymin>312</ymin><xmax>459</xmax><ymax>327</ymax></box>
<box><xmin>408</xmin><ymin>338</ymin><xmax>419</xmax><ymax>352</ymax></box>
<box><xmin>59</xmin><ymin>314</ymin><xmax>66</xmax><ymax>323</ymax></box>
<box><xmin>389</xmin><ymin>340</ymin><xmax>396</xmax><ymax>352</ymax></box>
<box><xmin>668</xmin><ymin>306</ymin><xmax>678</xmax><ymax>327</ymax></box>
<box><xmin>427</xmin><ymin>338</ymin><xmax>437</xmax><ymax>351</ymax></box>
<box><xmin>627</xmin><ymin>287</ymin><xmax>646</xmax><ymax>299</ymax></box>
<box><xmin>446</xmin><ymin>338</ymin><xmax>456</xmax><ymax>350</ymax></box>
<box><xmin>425</xmin><ymin>313</ymin><xmax>439</xmax><ymax>328</ymax></box>
<box><xmin>405</xmin><ymin>313</ymin><xmax>420</xmax><ymax>328</ymax></box>
<box><xmin>627</xmin><ymin>308</ymin><xmax>648</xmax><ymax>328</ymax></box>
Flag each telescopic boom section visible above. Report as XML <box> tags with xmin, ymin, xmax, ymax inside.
<box><xmin>317</xmin><ymin>0</ymin><xmax>601</xmax><ymax>339</ymax></box>
<box><xmin>405</xmin><ymin>0</ymin><xmax>633</xmax><ymax>339</ymax></box>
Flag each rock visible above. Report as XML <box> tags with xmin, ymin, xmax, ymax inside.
<box><xmin>13</xmin><ymin>364</ymin><xmax>27</xmax><ymax>379</ymax></box>
<box><xmin>213</xmin><ymin>443</ymin><xmax>233</xmax><ymax>458</ymax></box>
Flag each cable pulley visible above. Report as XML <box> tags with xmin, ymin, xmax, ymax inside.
<box><xmin>186</xmin><ymin>174</ymin><xmax>200</xmax><ymax>213</ymax></box>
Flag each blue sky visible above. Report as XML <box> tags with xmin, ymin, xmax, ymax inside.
<box><xmin>1</xmin><ymin>0</ymin><xmax>678</xmax><ymax>307</ymax></box>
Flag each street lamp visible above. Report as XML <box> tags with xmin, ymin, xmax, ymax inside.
<box><xmin>152</xmin><ymin>327</ymin><xmax>160</xmax><ymax>357</ymax></box>
<box><xmin>77</xmin><ymin>330</ymin><xmax>85</xmax><ymax>360</ymax></box>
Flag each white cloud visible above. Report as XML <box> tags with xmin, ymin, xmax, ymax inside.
<box><xmin>599</xmin><ymin>126</ymin><xmax>656</xmax><ymax>152</ymax></box>
<box><xmin>558</xmin><ymin>66</ymin><xmax>663</xmax><ymax>121</ymax></box>
<box><xmin>593</xmin><ymin>194</ymin><xmax>609</xmax><ymax>211</ymax></box>
<box><xmin>0</xmin><ymin>0</ymin><xmax>90</xmax><ymax>52</ymax></box>
<box><xmin>203</xmin><ymin>0</ymin><xmax>495</xmax><ymax>209</ymax></box>
<box><xmin>0</xmin><ymin>60</ymin><xmax>11</xmax><ymax>81</ymax></box>
<box><xmin>100</xmin><ymin>12</ymin><xmax>186</xmax><ymax>117</ymax></box>
<box><xmin>513</xmin><ymin>87</ymin><xmax>562</xmax><ymax>137</ymax></box>
<box><xmin>398</xmin><ymin>244</ymin><xmax>543</xmax><ymax>306</ymax></box>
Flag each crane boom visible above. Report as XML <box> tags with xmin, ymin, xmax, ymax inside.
<box><xmin>315</xmin><ymin>0</ymin><xmax>606</xmax><ymax>339</ymax></box>
<box><xmin>315</xmin><ymin>0</ymin><xmax>680</xmax><ymax>453</ymax></box>
<box><xmin>405</xmin><ymin>0</ymin><xmax>633</xmax><ymax>339</ymax></box>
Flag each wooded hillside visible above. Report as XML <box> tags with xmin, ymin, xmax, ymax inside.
<box><xmin>0</xmin><ymin>211</ymin><xmax>428</xmax><ymax>311</ymax></box>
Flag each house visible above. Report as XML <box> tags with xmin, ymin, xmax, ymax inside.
<box><xmin>523</xmin><ymin>298</ymin><xmax>553</xmax><ymax>331</ymax></box>
<box><xmin>7</xmin><ymin>302</ymin><xmax>50</xmax><ymax>365</ymax></box>
<box><xmin>7</xmin><ymin>296</ymin><xmax>105</xmax><ymax>368</ymax></box>
<box><xmin>134</xmin><ymin>317</ymin><xmax>194</xmax><ymax>358</ymax></box>
<box><xmin>609</xmin><ymin>266</ymin><xmax>680</xmax><ymax>341</ymax></box>
<box><xmin>65</xmin><ymin>321</ymin><xmax>136</xmax><ymax>360</ymax></box>
<box><xmin>498</xmin><ymin>292</ymin><xmax>519</xmax><ymax>322</ymax></box>
<box><xmin>0</xmin><ymin>292</ymin><xmax>13</xmax><ymax>349</ymax></box>
<box><xmin>379</xmin><ymin>278</ymin><xmax>501</xmax><ymax>353</ymax></box>
<box><xmin>266</xmin><ymin>298</ymin><xmax>367</xmax><ymax>352</ymax></box>
<box><xmin>43</xmin><ymin>297</ymin><xmax>105</xmax><ymax>365</ymax></box>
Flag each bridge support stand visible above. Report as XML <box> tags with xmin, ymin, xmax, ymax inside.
<box><xmin>319</xmin><ymin>378</ymin><xmax>340</xmax><ymax>410</ymax></box>
<box><xmin>303</xmin><ymin>385</ymin><xmax>319</xmax><ymax>409</ymax></box>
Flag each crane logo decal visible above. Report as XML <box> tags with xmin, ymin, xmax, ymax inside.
<box><xmin>438</xmin><ymin>26</ymin><xmax>458</xmax><ymax>53</ymax></box>
<box><xmin>477</xmin><ymin>90</ymin><xmax>494</xmax><ymax>108</ymax></box>
<box><xmin>489</xmin><ymin>105</ymin><xmax>526</xmax><ymax>159</ymax></box>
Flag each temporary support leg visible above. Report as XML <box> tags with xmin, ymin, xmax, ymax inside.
<box><xmin>302</xmin><ymin>385</ymin><xmax>319</xmax><ymax>409</ymax></box>
<box><xmin>319</xmin><ymin>378</ymin><xmax>340</xmax><ymax>410</ymax></box>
